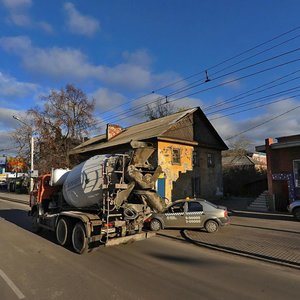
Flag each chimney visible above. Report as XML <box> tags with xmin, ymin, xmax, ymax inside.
<box><xmin>106</xmin><ymin>124</ymin><xmax>123</xmax><ymax>140</ymax></box>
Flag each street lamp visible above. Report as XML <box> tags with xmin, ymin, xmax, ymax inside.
<box><xmin>13</xmin><ymin>115</ymin><xmax>35</xmax><ymax>192</ymax></box>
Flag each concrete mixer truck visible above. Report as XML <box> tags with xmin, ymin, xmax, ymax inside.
<box><xmin>29</xmin><ymin>141</ymin><xmax>166</xmax><ymax>254</ymax></box>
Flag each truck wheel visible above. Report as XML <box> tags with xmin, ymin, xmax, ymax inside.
<box><xmin>293</xmin><ymin>208</ymin><xmax>300</xmax><ymax>221</ymax></box>
<box><xmin>72</xmin><ymin>222</ymin><xmax>88</xmax><ymax>254</ymax></box>
<box><xmin>56</xmin><ymin>217</ymin><xmax>72</xmax><ymax>246</ymax></box>
<box><xmin>205</xmin><ymin>220</ymin><xmax>219</xmax><ymax>233</ymax></box>
<box><xmin>31</xmin><ymin>210</ymin><xmax>41</xmax><ymax>233</ymax></box>
<box><xmin>150</xmin><ymin>219</ymin><xmax>162</xmax><ymax>231</ymax></box>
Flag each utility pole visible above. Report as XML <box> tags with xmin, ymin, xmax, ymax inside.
<box><xmin>13</xmin><ymin>115</ymin><xmax>35</xmax><ymax>192</ymax></box>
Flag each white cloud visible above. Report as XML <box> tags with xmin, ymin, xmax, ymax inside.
<box><xmin>0</xmin><ymin>131</ymin><xmax>16</xmax><ymax>155</ymax></box>
<box><xmin>210</xmin><ymin>97</ymin><xmax>300</xmax><ymax>149</ymax></box>
<box><xmin>64</xmin><ymin>2</ymin><xmax>100</xmax><ymax>37</ymax></box>
<box><xmin>122</xmin><ymin>49</ymin><xmax>153</xmax><ymax>68</ymax></box>
<box><xmin>0</xmin><ymin>36</ymin><xmax>181</xmax><ymax>92</ymax></box>
<box><xmin>0</xmin><ymin>72</ymin><xmax>38</xmax><ymax>99</ymax></box>
<box><xmin>36</xmin><ymin>21</ymin><xmax>54</xmax><ymax>33</ymax></box>
<box><xmin>2</xmin><ymin>0</ymin><xmax>31</xmax><ymax>10</ymax></box>
<box><xmin>2</xmin><ymin>0</ymin><xmax>53</xmax><ymax>32</ymax></box>
<box><xmin>91</xmin><ymin>88</ymin><xmax>126</xmax><ymax>112</ymax></box>
<box><xmin>222</xmin><ymin>76</ymin><xmax>241</xmax><ymax>89</ymax></box>
<box><xmin>8</xmin><ymin>12</ymin><xmax>31</xmax><ymax>26</ymax></box>
<box><xmin>0</xmin><ymin>107</ymin><xmax>27</xmax><ymax>129</ymax></box>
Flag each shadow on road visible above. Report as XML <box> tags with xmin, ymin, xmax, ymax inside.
<box><xmin>148</xmin><ymin>252</ymin><xmax>212</xmax><ymax>266</ymax></box>
<box><xmin>0</xmin><ymin>208</ymin><xmax>57</xmax><ymax>244</ymax></box>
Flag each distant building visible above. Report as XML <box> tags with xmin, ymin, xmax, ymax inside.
<box><xmin>70</xmin><ymin>107</ymin><xmax>228</xmax><ymax>202</ymax></box>
<box><xmin>222</xmin><ymin>151</ymin><xmax>267</xmax><ymax>197</ymax></box>
<box><xmin>256</xmin><ymin>134</ymin><xmax>300</xmax><ymax>211</ymax></box>
<box><xmin>222</xmin><ymin>152</ymin><xmax>267</xmax><ymax>171</ymax></box>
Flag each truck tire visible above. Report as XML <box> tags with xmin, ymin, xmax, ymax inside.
<box><xmin>72</xmin><ymin>222</ymin><xmax>88</xmax><ymax>254</ymax></box>
<box><xmin>205</xmin><ymin>220</ymin><xmax>219</xmax><ymax>233</ymax></box>
<box><xmin>56</xmin><ymin>217</ymin><xmax>72</xmax><ymax>246</ymax></box>
<box><xmin>293</xmin><ymin>207</ymin><xmax>300</xmax><ymax>221</ymax></box>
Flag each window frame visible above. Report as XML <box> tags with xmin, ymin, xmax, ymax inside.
<box><xmin>172</xmin><ymin>148</ymin><xmax>181</xmax><ymax>165</ymax></box>
<box><xmin>207</xmin><ymin>153</ymin><xmax>215</xmax><ymax>168</ymax></box>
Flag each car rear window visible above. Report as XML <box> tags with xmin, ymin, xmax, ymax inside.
<box><xmin>188</xmin><ymin>201</ymin><xmax>203</xmax><ymax>212</ymax></box>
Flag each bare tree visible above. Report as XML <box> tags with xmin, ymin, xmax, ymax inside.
<box><xmin>223</xmin><ymin>136</ymin><xmax>251</xmax><ymax>158</ymax></box>
<box><xmin>11</xmin><ymin>84</ymin><xmax>96</xmax><ymax>174</ymax></box>
<box><xmin>144</xmin><ymin>98</ymin><xmax>175</xmax><ymax>120</ymax></box>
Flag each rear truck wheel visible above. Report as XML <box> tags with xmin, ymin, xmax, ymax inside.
<box><xmin>72</xmin><ymin>222</ymin><xmax>88</xmax><ymax>254</ymax></box>
<box><xmin>56</xmin><ymin>217</ymin><xmax>72</xmax><ymax>246</ymax></box>
<box><xmin>293</xmin><ymin>208</ymin><xmax>300</xmax><ymax>221</ymax></box>
<box><xmin>150</xmin><ymin>219</ymin><xmax>162</xmax><ymax>231</ymax></box>
<box><xmin>31</xmin><ymin>210</ymin><xmax>41</xmax><ymax>233</ymax></box>
<box><xmin>205</xmin><ymin>220</ymin><xmax>219</xmax><ymax>233</ymax></box>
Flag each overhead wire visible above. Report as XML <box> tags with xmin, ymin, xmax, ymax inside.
<box><xmin>93</xmin><ymin>57</ymin><xmax>300</xmax><ymax>129</ymax></box>
<box><xmin>210</xmin><ymin>92</ymin><xmax>300</xmax><ymax>120</ymax></box>
<box><xmin>207</xmin><ymin>85</ymin><xmax>300</xmax><ymax>116</ymax></box>
<box><xmin>94</xmin><ymin>25</ymin><xmax>300</xmax><ymax>120</ymax></box>
<box><xmin>203</xmin><ymin>69</ymin><xmax>300</xmax><ymax>111</ymax></box>
<box><xmin>224</xmin><ymin>104</ymin><xmax>300</xmax><ymax>140</ymax></box>
<box><xmin>87</xmin><ymin>96</ymin><xmax>300</xmax><ymax>150</ymax></box>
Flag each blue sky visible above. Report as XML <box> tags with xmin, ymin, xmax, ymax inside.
<box><xmin>0</xmin><ymin>0</ymin><xmax>300</xmax><ymax>154</ymax></box>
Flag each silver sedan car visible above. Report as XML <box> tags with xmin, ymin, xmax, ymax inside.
<box><xmin>149</xmin><ymin>199</ymin><xmax>229</xmax><ymax>233</ymax></box>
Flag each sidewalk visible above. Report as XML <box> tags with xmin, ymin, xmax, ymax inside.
<box><xmin>184</xmin><ymin>214</ymin><xmax>300</xmax><ymax>269</ymax></box>
<box><xmin>0</xmin><ymin>191</ymin><xmax>29</xmax><ymax>205</ymax></box>
<box><xmin>211</xmin><ymin>196</ymin><xmax>252</xmax><ymax>211</ymax></box>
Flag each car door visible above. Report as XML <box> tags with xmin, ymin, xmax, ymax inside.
<box><xmin>185</xmin><ymin>201</ymin><xmax>204</xmax><ymax>228</ymax></box>
<box><xmin>164</xmin><ymin>202</ymin><xmax>186</xmax><ymax>228</ymax></box>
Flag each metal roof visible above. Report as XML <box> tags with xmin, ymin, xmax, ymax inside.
<box><xmin>70</xmin><ymin>108</ymin><xmax>198</xmax><ymax>155</ymax></box>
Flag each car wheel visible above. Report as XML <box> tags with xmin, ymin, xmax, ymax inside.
<box><xmin>293</xmin><ymin>208</ymin><xmax>300</xmax><ymax>221</ymax></box>
<box><xmin>150</xmin><ymin>219</ymin><xmax>162</xmax><ymax>231</ymax></box>
<box><xmin>205</xmin><ymin>220</ymin><xmax>219</xmax><ymax>233</ymax></box>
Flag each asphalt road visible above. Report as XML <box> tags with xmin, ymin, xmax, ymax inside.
<box><xmin>0</xmin><ymin>199</ymin><xmax>299</xmax><ymax>300</ymax></box>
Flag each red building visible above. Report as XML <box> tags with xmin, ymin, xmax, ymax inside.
<box><xmin>256</xmin><ymin>134</ymin><xmax>300</xmax><ymax>211</ymax></box>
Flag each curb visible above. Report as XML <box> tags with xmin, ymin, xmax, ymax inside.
<box><xmin>183</xmin><ymin>230</ymin><xmax>300</xmax><ymax>270</ymax></box>
<box><xmin>0</xmin><ymin>195</ymin><xmax>28</xmax><ymax>205</ymax></box>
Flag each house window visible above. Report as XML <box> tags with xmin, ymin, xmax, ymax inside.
<box><xmin>293</xmin><ymin>160</ymin><xmax>300</xmax><ymax>187</ymax></box>
<box><xmin>172</xmin><ymin>148</ymin><xmax>181</xmax><ymax>165</ymax></box>
<box><xmin>207</xmin><ymin>153</ymin><xmax>215</xmax><ymax>168</ymax></box>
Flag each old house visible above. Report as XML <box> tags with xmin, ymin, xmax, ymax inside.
<box><xmin>256</xmin><ymin>134</ymin><xmax>300</xmax><ymax>211</ymax></box>
<box><xmin>70</xmin><ymin>107</ymin><xmax>228</xmax><ymax>202</ymax></box>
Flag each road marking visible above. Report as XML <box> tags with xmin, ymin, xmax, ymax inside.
<box><xmin>0</xmin><ymin>269</ymin><xmax>25</xmax><ymax>299</ymax></box>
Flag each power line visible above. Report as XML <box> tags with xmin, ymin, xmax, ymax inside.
<box><xmin>207</xmin><ymin>86</ymin><xmax>300</xmax><ymax>116</ymax></box>
<box><xmin>210</xmin><ymin>33</ymin><xmax>300</xmax><ymax>77</ymax></box>
<box><xmin>87</xmin><ymin>99</ymin><xmax>300</xmax><ymax>152</ymax></box>
<box><xmin>156</xmin><ymin>25</ymin><xmax>300</xmax><ymax>91</ymax></box>
<box><xmin>93</xmin><ymin>57</ymin><xmax>300</xmax><ymax>129</ymax></box>
<box><xmin>210</xmin><ymin>92</ymin><xmax>300</xmax><ymax>120</ymax></box>
<box><xmin>204</xmin><ymin>69</ymin><xmax>300</xmax><ymax>111</ymax></box>
<box><xmin>95</xmin><ymin>25</ymin><xmax>300</xmax><ymax>119</ymax></box>
<box><xmin>167</xmin><ymin>47</ymin><xmax>300</xmax><ymax>98</ymax></box>
<box><xmin>224</xmin><ymin>104</ymin><xmax>300</xmax><ymax>141</ymax></box>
